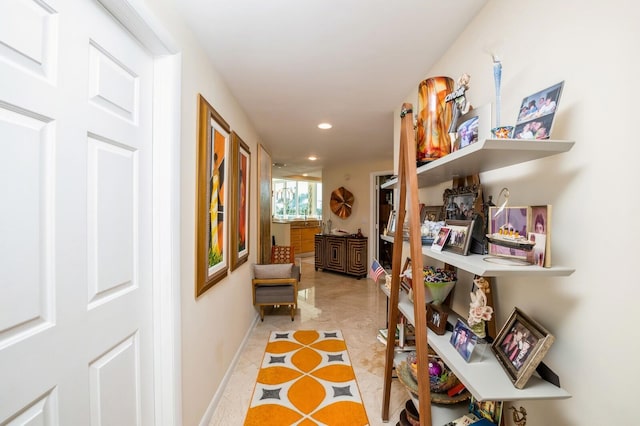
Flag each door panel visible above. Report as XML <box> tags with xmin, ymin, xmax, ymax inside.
<box><xmin>0</xmin><ymin>105</ymin><xmax>55</xmax><ymax>349</ymax></box>
<box><xmin>0</xmin><ymin>0</ymin><xmax>155</xmax><ymax>424</ymax></box>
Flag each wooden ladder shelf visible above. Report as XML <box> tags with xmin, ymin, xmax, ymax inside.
<box><xmin>381</xmin><ymin>103</ymin><xmax>433</xmax><ymax>424</ymax></box>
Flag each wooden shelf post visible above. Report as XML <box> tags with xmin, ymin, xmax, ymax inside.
<box><xmin>381</xmin><ymin>103</ymin><xmax>433</xmax><ymax>424</ymax></box>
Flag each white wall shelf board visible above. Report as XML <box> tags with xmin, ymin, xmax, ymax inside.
<box><xmin>381</xmin><ymin>139</ymin><xmax>574</xmax><ymax>189</ymax></box>
<box><xmin>383</xmin><ymin>286</ymin><xmax>571</xmax><ymax>401</ymax></box>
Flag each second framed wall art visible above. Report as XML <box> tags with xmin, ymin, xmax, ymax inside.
<box><xmin>229</xmin><ymin>131</ymin><xmax>251</xmax><ymax>271</ymax></box>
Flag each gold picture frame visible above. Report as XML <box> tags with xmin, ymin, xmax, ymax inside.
<box><xmin>195</xmin><ymin>94</ymin><xmax>230</xmax><ymax>297</ymax></box>
<box><xmin>229</xmin><ymin>131</ymin><xmax>251</xmax><ymax>271</ymax></box>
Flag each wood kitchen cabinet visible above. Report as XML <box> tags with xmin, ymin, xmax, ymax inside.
<box><xmin>290</xmin><ymin>223</ymin><xmax>321</xmax><ymax>254</ymax></box>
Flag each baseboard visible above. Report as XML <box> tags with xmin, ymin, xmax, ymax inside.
<box><xmin>199</xmin><ymin>312</ymin><xmax>260</xmax><ymax>426</ymax></box>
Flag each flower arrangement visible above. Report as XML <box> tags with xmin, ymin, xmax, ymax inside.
<box><xmin>468</xmin><ymin>277</ymin><xmax>493</xmax><ymax>337</ymax></box>
<box><xmin>423</xmin><ymin>267</ymin><xmax>457</xmax><ymax>305</ymax></box>
<box><xmin>423</xmin><ymin>266</ymin><xmax>457</xmax><ymax>283</ymax></box>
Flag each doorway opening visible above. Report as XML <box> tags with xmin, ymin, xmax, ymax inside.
<box><xmin>370</xmin><ymin>172</ymin><xmax>394</xmax><ymax>273</ymax></box>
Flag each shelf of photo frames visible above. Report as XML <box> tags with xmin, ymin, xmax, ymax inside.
<box><xmin>381</xmin><ymin>285</ymin><xmax>571</xmax><ymax>402</ymax></box>
<box><xmin>380</xmin><ymin>234</ymin><xmax>575</xmax><ymax>277</ymax></box>
<box><xmin>380</xmin><ymin>138</ymin><xmax>575</xmax><ymax>190</ymax></box>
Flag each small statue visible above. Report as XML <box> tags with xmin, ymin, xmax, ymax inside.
<box><xmin>468</xmin><ymin>277</ymin><xmax>493</xmax><ymax>338</ymax></box>
<box><xmin>447</xmin><ymin>73</ymin><xmax>473</xmax><ymax>137</ymax></box>
<box><xmin>509</xmin><ymin>405</ymin><xmax>528</xmax><ymax>426</ymax></box>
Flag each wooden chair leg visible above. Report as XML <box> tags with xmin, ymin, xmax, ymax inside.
<box><xmin>290</xmin><ymin>304</ymin><xmax>295</xmax><ymax>321</ymax></box>
<box><xmin>260</xmin><ymin>306</ymin><xmax>264</xmax><ymax>321</ymax></box>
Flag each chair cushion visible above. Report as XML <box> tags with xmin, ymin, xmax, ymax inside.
<box><xmin>253</xmin><ymin>263</ymin><xmax>293</xmax><ymax>279</ymax></box>
<box><xmin>255</xmin><ymin>285</ymin><xmax>295</xmax><ymax>303</ymax></box>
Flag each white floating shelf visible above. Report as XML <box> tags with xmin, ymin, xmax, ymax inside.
<box><xmin>381</xmin><ymin>138</ymin><xmax>574</xmax><ymax>189</ymax></box>
<box><xmin>383</xmin><ymin>286</ymin><xmax>571</xmax><ymax>401</ymax></box>
<box><xmin>381</xmin><ymin>235</ymin><xmax>575</xmax><ymax>277</ymax></box>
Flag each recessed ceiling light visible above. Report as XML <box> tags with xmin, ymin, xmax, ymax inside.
<box><xmin>308</xmin><ymin>156</ymin><xmax>317</xmax><ymax>161</ymax></box>
<box><xmin>318</xmin><ymin>122</ymin><xmax>332</xmax><ymax>129</ymax></box>
<box><xmin>302</xmin><ymin>173</ymin><xmax>308</xmax><ymax>177</ymax></box>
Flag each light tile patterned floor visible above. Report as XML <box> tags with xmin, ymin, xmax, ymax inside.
<box><xmin>209</xmin><ymin>257</ymin><xmax>405</xmax><ymax>426</ymax></box>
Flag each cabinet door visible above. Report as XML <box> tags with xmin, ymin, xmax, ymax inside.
<box><xmin>289</xmin><ymin>228</ymin><xmax>302</xmax><ymax>253</ymax></box>
<box><xmin>301</xmin><ymin>227</ymin><xmax>320</xmax><ymax>253</ymax></box>
<box><xmin>326</xmin><ymin>237</ymin><xmax>346</xmax><ymax>272</ymax></box>
<box><xmin>347</xmin><ymin>239</ymin><xmax>367</xmax><ymax>276</ymax></box>
<box><xmin>314</xmin><ymin>235</ymin><xmax>324</xmax><ymax>269</ymax></box>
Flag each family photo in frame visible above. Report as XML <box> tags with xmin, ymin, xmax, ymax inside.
<box><xmin>450</xmin><ymin>319</ymin><xmax>478</xmax><ymax>362</ymax></box>
<box><xmin>514</xmin><ymin>81</ymin><xmax>564</xmax><ymax>140</ymax></box>
<box><xmin>442</xmin><ymin>184</ymin><xmax>482</xmax><ymax>221</ymax></box>
<box><xmin>426</xmin><ymin>303</ymin><xmax>449</xmax><ymax>335</ymax></box>
<box><xmin>431</xmin><ymin>227</ymin><xmax>450</xmax><ymax>252</ymax></box>
<box><xmin>452</xmin><ymin>104</ymin><xmax>491</xmax><ymax>152</ymax></box>
<box><xmin>443</xmin><ymin>219</ymin><xmax>474</xmax><ymax>256</ymax></box>
<box><xmin>491</xmin><ymin>307</ymin><xmax>555</xmax><ymax>389</ymax></box>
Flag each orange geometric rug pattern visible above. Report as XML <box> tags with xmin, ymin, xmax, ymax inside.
<box><xmin>243</xmin><ymin>330</ymin><xmax>369</xmax><ymax>426</ymax></box>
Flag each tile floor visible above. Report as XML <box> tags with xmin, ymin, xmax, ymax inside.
<box><xmin>209</xmin><ymin>257</ymin><xmax>406</xmax><ymax>425</ymax></box>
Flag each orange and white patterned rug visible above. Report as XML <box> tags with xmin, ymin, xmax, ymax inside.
<box><xmin>243</xmin><ymin>330</ymin><xmax>369</xmax><ymax>426</ymax></box>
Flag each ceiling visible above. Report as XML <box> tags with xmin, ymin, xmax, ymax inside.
<box><xmin>177</xmin><ymin>0</ymin><xmax>487</xmax><ymax>178</ymax></box>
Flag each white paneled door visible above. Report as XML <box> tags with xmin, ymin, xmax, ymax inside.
<box><xmin>0</xmin><ymin>0</ymin><xmax>155</xmax><ymax>424</ymax></box>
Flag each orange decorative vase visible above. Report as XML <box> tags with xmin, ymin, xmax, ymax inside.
<box><xmin>416</xmin><ymin>76</ymin><xmax>455</xmax><ymax>163</ymax></box>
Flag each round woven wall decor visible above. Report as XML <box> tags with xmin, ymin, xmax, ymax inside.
<box><xmin>330</xmin><ymin>186</ymin><xmax>354</xmax><ymax>218</ymax></box>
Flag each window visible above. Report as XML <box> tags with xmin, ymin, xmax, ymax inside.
<box><xmin>272</xmin><ymin>179</ymin><xmax>322</xmax><ymax>219</ymax></box>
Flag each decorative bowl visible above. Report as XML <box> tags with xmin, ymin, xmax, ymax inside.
<box><xmin>396</xmin><ymin>361</ymin><xmax>469</xmax><ymax>404</ymax></box>
<box><xmin>405</xmin><ymin>352</ymin><xmax>459</xmax><ymax>393</ymax></box>
<box><xmin>491</xmin><ymin>125</ymin><xmax>515</xmax><ymax>139</ymax></box>
<box><xmin>425</xmin><ymin>280</ymin><xmax>456</xmax><ymax>305</ymax></box>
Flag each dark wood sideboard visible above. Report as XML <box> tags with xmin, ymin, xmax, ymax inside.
<box><xmin>314</xmin><ymin>234</ymin><xmax>367</xmax><ymax>278</ymax></box>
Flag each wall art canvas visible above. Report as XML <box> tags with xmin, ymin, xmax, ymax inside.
<box><xmin>196</xmin><ymin>94</ymin><xmax>230</xmax><ymax>296</ymax></box>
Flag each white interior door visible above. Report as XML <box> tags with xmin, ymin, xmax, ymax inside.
<box><xmin>0</xmin><ymin>0</ymin><xmax>155</xmax><ymax>424</ymax></box>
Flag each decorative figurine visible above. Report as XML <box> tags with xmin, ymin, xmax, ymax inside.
<box><xmin>446</xmin><ymin>73</ymin><xmax>473</xmax><ymax>138</ymax></box>
<box><xmin>509</xmin><ymin>406</ymin><xmax>528</xmax><ymax>426</ymax></box>
<box><xmin>468</xmin><ymin>277</ymin><xmax>493</xmax><ymax>338</ymax></box>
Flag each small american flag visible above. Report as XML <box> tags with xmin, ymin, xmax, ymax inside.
<box><xmin>369</xmin><ymin>258</ymin><xmax>386</xmax><ymax>282</ymax></box>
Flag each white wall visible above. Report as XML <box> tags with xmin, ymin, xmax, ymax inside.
<box><xmin>142</xmin><ymin>1</ymin><xmax>261</xmax><ymax>424</ymax></box>
<box><xmin>394</xmin><ymin>0</ymin><xmax>640</xmax><ymax>424</ymax></box>
<box><xmin>323</xmin><ymin>159</ymin><xmax>393</xmax><ymax>236</ymax></box>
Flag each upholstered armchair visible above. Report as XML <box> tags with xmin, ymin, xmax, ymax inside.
<box><xmin>251</xmin><ymin>262</ymin><xmax>300</xmax><ymax>321</ymax></box>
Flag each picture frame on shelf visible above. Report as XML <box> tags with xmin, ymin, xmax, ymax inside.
<box><xmin>420</xmin><ymin>204</ymin><xmax>444</xmax><ymax>222</ymax></box>
<box><xmin>450</xmin><ymin>319</ymin><xmax>478</xmax><ymax>362</ymax></box>
<box><xmin>531</xmin><ymin>204</ymin><xmax>552</xmax><ymax>267</ymax></box>
<box><xmin>514</xmin><ymin>81</ymin><xmax>564</xmax><ymax>140</ymax></box>
<box><xmin>426</xmin><ymin>303</ymin><xmax>448</xmax><ymax>335</ymax></box>
<box><xmin>431</xmin><ymin>227</ymin><xmax>450</xmax><ymax>252</ymax></box>
<box><xmin>527</xmin><ymin>232</ymin><xmax>546</xmax><ymax>267</ymax></box>
<box><xmin>491</xmin><ymin>307</ymin><xmax>555</xmax><ymax>389</ymax></box>
<box><xmin>488</xmin><ymin>206</ymin><xmax>531</xmax><ymax>260</ymax></box>
<box><xmin>452</xmin><ymin>104</ymin><xmax>492</xmax><ymax>152</ymax></box>
<box><xmin>469</xmin><ymin>396</ymin><xmax>503</xmax><ymax>425</ymax></box>
<box><xmin>400</xmin><ymin>257</ymin><xmax>412</xmax><ymax>293</ymax></box>
<box><xmin>386</xmin><ymin>210</ymin><xmax>397</xmax><ymax>236</ymax></box>
<box><xmin>442</xmin><ymin>184</ymin><xmax>483</xmax><ymax>222</ymax></box>
<box><xmin>443</xmin><ymin>219</ymin><xmax>474</xmax><ymax>256</ymax></box>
